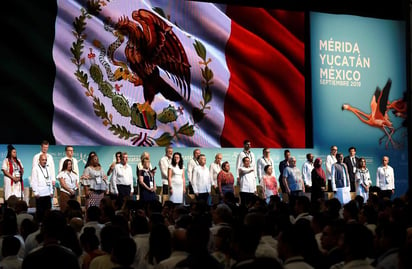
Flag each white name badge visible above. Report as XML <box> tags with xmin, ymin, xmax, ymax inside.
<box><xmin>149</xmin><ymin>181</ymin><xmax>154</xmax><ymax>188</ymax></box>
<box><xmin>96</xmin><ymin>176</ymin><xmax>102</xmax><ymax>184</ymax></box>
<box><xmin>13</xmin><ymin>171</ymin><xmax>21</xmax><ymax>177</ymax></box>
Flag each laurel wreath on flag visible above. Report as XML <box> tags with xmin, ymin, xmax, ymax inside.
<box><xmin>70</xmin><ymin>1</ymin><xmax>214</xmax><ymax>146</ymax></box>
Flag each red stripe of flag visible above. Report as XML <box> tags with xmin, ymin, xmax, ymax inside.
<box><xmin>221</xmin><ymin>6</ymin><xmax>305</xmax><ymax>148</ymax></box>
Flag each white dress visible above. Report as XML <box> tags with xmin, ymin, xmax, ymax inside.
<box><xmin>169</xmin><ymin>165</ymin><xmax>184</xmax><ymax>204</ymax></box>
<box><xmin>2</xmin><ymin>158</ymin><xmax>24</xmax><ymax>200</ymax></box>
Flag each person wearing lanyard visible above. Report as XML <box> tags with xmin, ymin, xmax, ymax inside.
<box><xmin>159</xmin><ymin>146</ymin><xmax>173</xmax><ymax>199</ymax></box>
<box><xmin>81</xmin><ymin>153</ymin><xmax>108</xmax><ymax>209</ymax></box>
<box><xmin>31</xmin><ymin>153</ymin><xmax>54</xmax><ymax>222</ymax></box>
<box><xmin>376</xmin><ymin>156</ymin><xmax>395</xmax><ymax>199</ymax></box>
<box><xmin>2</xmin><ymin>144</ymin><xmax>25</xmax><ymax>201</ymax></box>
<box><xmin>57</xmin><ymin>159</ymin><xmax>79</xmax><ymax>212</ymax></box>
<box><xmin>138</xmin><ymin>157</ymin><xmax>157</xmax><ymax>204</ymax></box>
<box><xmin>236</xmin><ymin>140</ymin><xmax>256</xmax><ymax>181</ymax></box>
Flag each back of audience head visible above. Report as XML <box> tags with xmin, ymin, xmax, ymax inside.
<box><xmin>321</xmin><ymin>219</ymin><xmax>346</xmax><ymax>251</ymax></box>
<box><xmin>80</xmin><ymin>227</ymin><xmax>100</xmax><ymax>252</ymax></box>
<box><xmin>6</xmin><ymin>195</ymin><xmax>19</xmax><ymax>210</ymax></box>
<box><xmin>69</xmin><ymin>217</ymin><xmax>84</xmax><ymax>234</ymax></box>
<box><xmin>358</xmin><ymin>204</ymin><xmax>378</xmax><ymax>225</ymax></box>
<box><xmin>111</xmin><ymin>236</ymin><xmax>137</xmax><ymax>267</ymax></box>
<box><xmin>2</xmin><ymin>235</ymin><xmax>20</xmax><ymax>258</ymax></box>
<box><xmin>110</xmin><ymin>214</ymin><xmax>130</xmax><ymax>235</ymax></box>
<box><xmin>37</xmin><ymin>210</ymin><xmax>67</xmax><ymax>244</ymax></box>
<box><xmin>342</xmin><ymin>223</ymin><xmax>374</xmax><ymax>261</ymax></box>
<box><xmin>214</xmin><ymin>226</ymin><xmax>232</xmax><ymax>253</ymax></box>
<box><xmin>149</xmin><ymin>223</ymin><xmax>171</xmax><ymax>264</ymax></box>
<box><xmin>231</xmin><ymin>224</ymin><xmax>261</xmax><ymax>261</ymax></box>
<box><xmin>278</xmin><ymin>221</ymin><xmax>321</xmax><ymax>267</ymax></box>
<box><xmin>294</xmin><ymin>195</ymin><xmax>311</xmax><ymax>214</ymax></box>
<box><xmin>172</xmin><ymin>228</ymin><xmax>187</xmax><ymax>252</ymax></box>
<box><xmin>375</xmin><ymin>221</ymin><xmax>407</xmax><ymax>255</ymax></box>
<box><xmin>100</xmin><ymin>224</ymin><xmax>129</xmax><ymax>253</ymax></box>
<box><xmin>186</xmin><ymin>215</ymin><xmax>212</xmax><ymax>254</ymax></box>
<box><xmin>324</xmin><ymin>198</ymin><xmax>342</xmax><ymax>220</ymax></box>
<box><xmin>354</xmin><ymin>195</ymin><xmax>364</xmax><ymax>207</ymax></box>
<box><xmin>20</xmin><ymin>218</ymin><xmax>38</xmax><ymax>241</ymax></box>
<box><xmin>343</xmin><ymin>200</ymin><xmax>359</xmax><ymax>223</ymax></box>
<box><xmin>131</xmin><ymin>214</ymin><xmax>149</xmax><ymax>235</ymax></box>
<box><xmin>213</xmin><ymin>203</ymin><xmax>233</xmax><ymax>224</ymax></box>
<box><xmin>15</xmin><ymin>199</ymin><xmax>29</xmax><ymax>214</ymax></box>
<box><xmin>86</xmin><ymin>206</ymin><xmax>101</xmax><ymax>222</ymax></box>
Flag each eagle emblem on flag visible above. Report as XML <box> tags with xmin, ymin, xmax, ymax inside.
<box><xmin>70</xmin><ymin>1</ymin><xmax>213</xmax><ymax>146</ymax></box>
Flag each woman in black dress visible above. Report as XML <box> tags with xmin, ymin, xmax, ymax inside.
<box><xmin>138</xmin><ymin>157</ymin><xmax>157</xmax><ymax>204</ymax></box>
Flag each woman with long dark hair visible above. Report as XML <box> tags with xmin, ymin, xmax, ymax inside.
<box><xmin>57</xmin><ymin>159</ymin><xmax>79</xmax><ymax>212</ymax></box>
<box><xmin>167</xmin><ymin>152</ymin><xmax>185</xmax><ymax>204</ymax></box>
<box><xmin>2</xmin><ymin>144</ymin><xmax>24</xmax><ymax>200</ymax></box>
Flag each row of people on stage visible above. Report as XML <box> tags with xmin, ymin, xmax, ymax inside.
<box><xmin>2</xmin><ymin>140</ymin><xmax>396</xmax><ymax>211</ymax></box>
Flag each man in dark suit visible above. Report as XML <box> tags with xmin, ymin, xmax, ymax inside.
<box><xmin>343</xmin><ymin>146</ymin><xmax>359</xmax><ymax>192</ymax></box>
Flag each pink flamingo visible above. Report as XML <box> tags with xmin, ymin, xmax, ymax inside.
<box><xmin>342</xmin><ymin>79</ymin><xmax>397</xmax><ymax>148</ymax></box>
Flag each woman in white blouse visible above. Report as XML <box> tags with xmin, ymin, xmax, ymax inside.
<box><xmin>355</xmin><ymin>158</ymin><xmax>372</xmax><ymax>202</ymax></box>
<box><xmin>57</xmin><ymin>159</ymin><xmax>79</xmax><ymax>212</ymax></box>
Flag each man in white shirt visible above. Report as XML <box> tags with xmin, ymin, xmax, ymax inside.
<box><xmin>238</xmin><ymin>156</ymin><xmax>257</xmax><ymax>207</ymax></box>
<box><xmin>302</xmin><ymin>153</ymin><xmax>314</xmax><ymax>192</ymax></box>
<box><xmin>187</xmin><ymin>148</ymin><xmax>201</xmax><ymax>194</ymax></box>
<box><xmin>31</xmin><ymin>140</ymin><xmax>55</xmax><ymax>187</ymax></box>
<box><xmin>209</xmin><ymin>153</ymin><xmax>222</xmax><ymax>205</ymax></box>
<box><xmin>31</xmin><ymin>153</ymin><xmax>54</xmax><ymax>221</ymax></box>
<box><xmin>58</xmin><ymin>145</ymin><xmax>79</xmax><ymax>174</ymax></box>
<box><xmin>192</xmin><ymin>154</ymin><xmax>211</xmax><ymax>203</ymax></box>
<box><xmin>110</xmin><ymin>152</ymin><xmax>134</xmax><ymax>204</ymax></box>
<box><xmin>159</xmin><ymin>146</ymin><xmax>173</xmax><ymax>197</ymax></box>
<box><xmin>257</xmin><ymin>148</ymin><xmax>275</xmax><ymax>184</ymax></box>
<box><xmin>236</xmin><ymin>140</ymin><xmax>256</xmax><ymax>180</ymax></box>
<box><xmin>326</xmin><ymin>145</ymin><xmax>338</xmax><ymax>192</ymax></box>
<box><xmin>376</xmin><ymin>155</ymin><xmax>395</xmax><ymax>199</ymax></box>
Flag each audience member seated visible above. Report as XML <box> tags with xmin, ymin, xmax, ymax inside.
<box><xmin>0</xmin><ymin>235</ymin><xmax>23</xmax><ymax>269</ymax></box>
<box><xmin>22</xmin><ymin>210</ymin><xmax>80</xmax><ymax>269</ymax></box>
<box><xmin>157</xmin><ymin>228</ymin><xmax>189</xmax><ymax>269</ymax></box>
<box><xmin>110</xmin><ymin>236</ymin><xmax>136</xmax><ymax>269</ymax></box>
<box><xmin>0</xmin><ymin>208</ymin><xmax>25</xmax><ymax>260</ymax></box>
